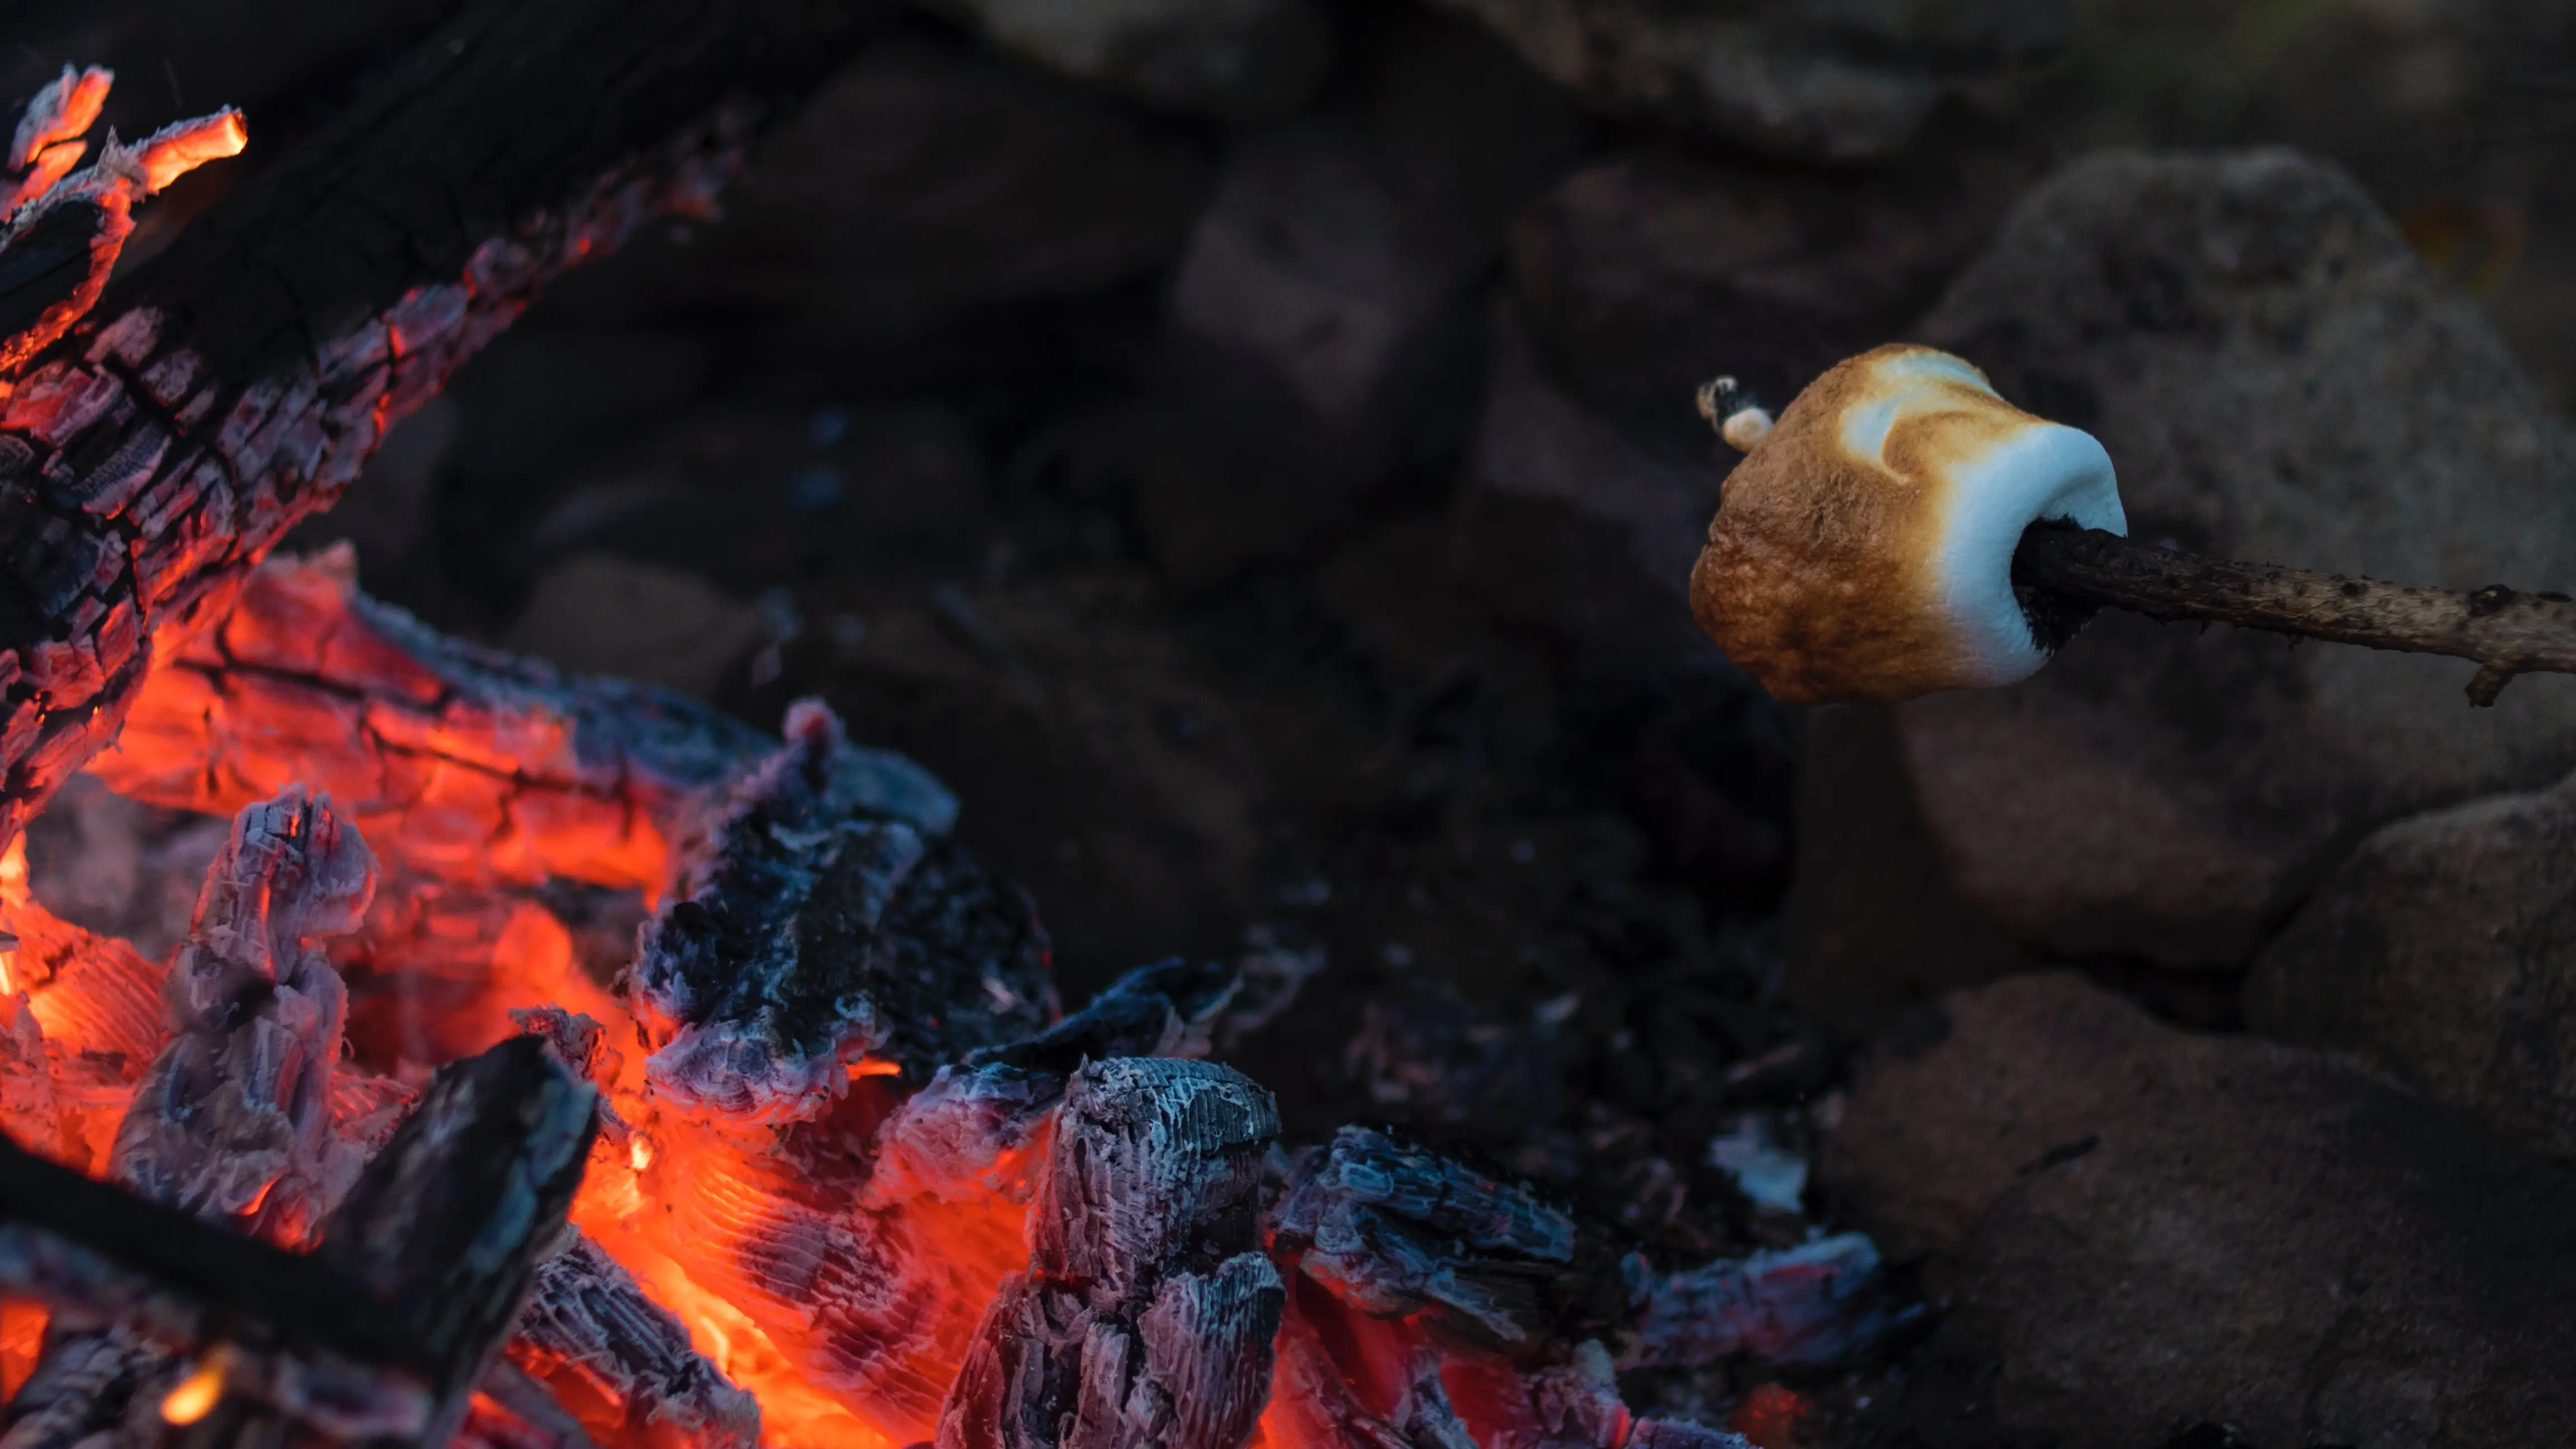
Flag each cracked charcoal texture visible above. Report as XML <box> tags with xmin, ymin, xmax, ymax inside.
<box><xmin>513</xmin><ymin>1233</ymin><xmax>761</xmax><ymax>1449</ymax></box>
<box><xmin>0</xmin><ymin>0</ymin><xmax>884</xmax><ymax>856</ymax></box>
<box><xmin>936</xmin><ymin>1058</ymin><xmax>1285</xmax><ymax>1449</ymax></box>
<box><xmin>869</xmin><ymin>957</ymin><xmax>1244</xmax><ymax>1209</ymax></box>
<box><xmin>632</xmin><ymin>699</ymin><xmax>1046</xmax><ymax>1121</ymax></box>
<box><xmin>313</xmin><ymin>1036</ymin><xmax>598</xmax><ymax>1431</ymax></box>
<box><xmin>112</xmin><ymin>786</ymin><xmax>374</xmax><ymax>1245</ymax></box>
<box><xmin>1275</xmin><ymin>1126</ymin><xmax>1911</xmax><ymax>1372</ymax></box>
<box><xmin>1271</xmin><ymin>1125</ymin><xmax>1606</xmax><ymax>1355</ymax></box>
<box><xmin>12</xmin><ymin>788</ymin><xmax>378</xmax><ymax>1449</ymax></box>
<box><xmin>91</xmin><ymin>549</ymin><xmax>774</xmax><ymax>894</ymax></box>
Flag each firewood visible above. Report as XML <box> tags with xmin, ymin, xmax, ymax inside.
<box><xmin>0</xmin><ymin>0</ymin><xmax>883</xmax><ymax>851</ymax></box>
<box><xmin>296</xmin><ymin>1035</ymin><xmax>598</xmax><ymax>1449</ymax></box>
<box><xmin>934</xmin><ymin>1058</ymin><xmax>1285</xmax><ymax>1449</ymax></box>
<box><xmin>89</xmin><ymin>547</ymin><xmax>774</xmax><ymax>896</ymax></box>
<box><xmin>510</xmin><ymin>1232</ymin><xmax>761</xmax><ymax>1449</ymax></box>
<box><xmin>625</xmin><ymin>699</ymin><xmax>1035</xmax><ymax>1124</ymax></box>
<box><xmin>1272</xmin><ymin>1125</ymin><xmax>1916</xmax><ymax>1392</ymax></box>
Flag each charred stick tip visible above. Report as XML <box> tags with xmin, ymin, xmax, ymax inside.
<box><xmin>2010</xmin><ymin>524</ymin><xmax>2576</xmax><ymax>706</ymax></box>
<box><xmin>1696</xmin><ymin>376</ymin><xmax>1773</xmax><ymax>452</ymax></box>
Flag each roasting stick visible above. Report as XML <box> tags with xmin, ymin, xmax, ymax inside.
<box><xmin>1689</xmin><ymin>348</ymin><xmax>2576</xmax><ymax>706</ymax></box>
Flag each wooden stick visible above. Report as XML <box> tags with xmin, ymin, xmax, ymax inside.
<box><xmin>2012</xmin><ymin>524</ymin><xmax>2576</xmax><ymax>705</ymax></box>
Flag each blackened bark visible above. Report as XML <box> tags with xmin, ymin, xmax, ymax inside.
<box><xmin>0</xmin><ymin>0</ymin><xmax>884</xmax><ymax>847</ymax></box>
<box><xmin>303</xmin><ymin>1035</ymin><xmax>598</xmax><ymax>1448</ymax></box>
<box><xmin>935</xmin><ymin>1058</ymin><xmax>1284</xmax><ymax>1449</ymax></box>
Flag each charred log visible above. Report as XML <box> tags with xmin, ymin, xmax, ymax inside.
<box><xmin>868</xmin><ymin>959</ymin><xmax>1244</xmax><ymax>1210</ymax></box>
<box><xmin>627</xmin><ymin>699</ymin><xmax>1040</xmax><ymax>1123</ymax></box>
<box><xmin>113</xmin><ymin>787</ymin><xmax>375</xmax><ymax>1244</ymax></box>
<box><xmin>0</xmin><ymin>0</ymin><xmax>884</xmax><ymax>849</ymax></box>
<box><xmin>0</xmin><ymin>1038</ymin><xmax>595</xmax><ymax>1449</ymax></box>
<box><xmin>1272</xmin><ymin>1126</ymin><xmax>1916</xmax><ymax>1374</ymax></box>
<box><xmin>299</xmin><ymin>1035</ymin><xmax>598</xmax><ymax>1449</ymax></box>
<box><xmin>90</xmin><ymin>550</ymin><xmax>773</xmax><ymax>895</ymax></box>
<box><xmin>511</xmin><ymin>1232</ymin><xmax>761</xmax><ymax>1449</ymax></box>
<box><xmin>0</xmin><ymin>1130</ymin><xmax>425</xmax><ymax>1386</ymax></box>
<box><xmin>936</xmin><ymin>1058</ymin><xmax>1285</xmax><ymax>1449</ymax></box>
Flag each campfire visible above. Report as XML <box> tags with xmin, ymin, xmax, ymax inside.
<box><xmin>0</xmin><ymin>50</ymin><xmax>1906</xmax><ymax>1449</ymax></box>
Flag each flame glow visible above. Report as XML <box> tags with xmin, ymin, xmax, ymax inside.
<box><xmin>0</xmin><ymin>556</ymin><xmax>1652</xmax><ymax>1449</ymax></box>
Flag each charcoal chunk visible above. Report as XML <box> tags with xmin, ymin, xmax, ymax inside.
<box><xmin>632</xmin><ymin>700</ymin><xmax>1052</xmax><ymax>1122</ymax></box>
<box><xmin>512</xmin><ymin>1232</ymin><xmax>760</xmax><ymax>1449</ymax></box>
<box><xmin>936</xmin><ymin>1059</ymin><xmax>1284</xmax><ymax>1449</ymax></box>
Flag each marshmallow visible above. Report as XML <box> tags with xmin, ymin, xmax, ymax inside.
<box><xmin>1689</xmin><ymin>344</ymin><xmax>2125</xmax><ymax>704</ymax></box>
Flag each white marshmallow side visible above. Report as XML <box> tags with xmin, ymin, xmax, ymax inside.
<box><xmin>1928</xmin><ymin>422</ymin><xmax>2125</xmax><ymax>686</ymax></box>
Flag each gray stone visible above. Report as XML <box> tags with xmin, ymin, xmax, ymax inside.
<box><xmin>1127</xmin><ymin>10</ymin><xmax>1581</xmax><ymax>585</ymax></box>
<box><xmin>1876</xmin><ymin>149</ymin><xmax>2576</xmax><ymax>970</ymax></box>
<box><xmin>1422</xmin><ymin>0</ymin><xmax>2068</xmax><ymax>161</ymax></box>
<box><xmin>2246</xmin><ymin>769</ymin><xmax>2576</xmax><ymax>1162</ymax></box>
<box><xmin>544</xmin><ymin>36</ymin><xmax>1210</xmax><ymax>355</ymax></box>
<box><xmin>1821</xmin><ymin>972</ymin><xmax>2576</xmax><ymax>1448</ymax></box>
<box><xmin>920</xmin><ymin>0</ymin><xmax>1329</xmax><ymax>119</ymax></box>
<box><xmin>504</xmin><ymin>555</ymin><xmax>766</xmax><ymax>700</ymax></box>
<box><xmin>1507</xmin><ymin>145</ymin><xmax>2027</xmax><ymax>437</ymax></box>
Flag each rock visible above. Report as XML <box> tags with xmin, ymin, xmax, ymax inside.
<box><xmin>1847</xmin><ymin>149</ymin><xmax>2576</xmax><ymax>972</ymax></box>
<box><xmin>1777</xmin><ymin>705</ymin><xmax>2027</xmax><ymax>1031</ymax></box>
<box><xmin>1421</xmin><ymin>0</ymin><xmax>2070</xmax><ymax>161</ymax></box>
<box><xmin>503</xmin><ymin>555</ymin><xmax>767</xmax><ymax>700</ymax></box>
<box><xmin>919</xmin><ymin>0</ymin><xmax>1329</xmax><ymax>119</ymax></box>
<box><xmin>1821</xmin><ymin>972</ymin><xmax>2576</xmax><ymax>1448</ymax></box>
<box><xmin>2245</xmin><ymin>770</ymin><xmax>2576</xmax><ymax>1162</ymax></box>
<box><xmin>1464</xmin><ymin>308</ymin><xmax>1722</xmax><ymax>629</ymax></box>
<box><xmin>515</xmin><ymin>401</ymin><xmax>991</xmax><ymax>593</ymax></box>
<box><xmin>1507</xmin><ymin>145</ymin><xmax>2028</xmax><ymax>438</ymax></box>
<box><xmin>1125</xmin><ymin>7</ymin><xmax>1581</xmax><ymax>586</ymax></box>
<box><xmin>541</xmin><ymin>35</ymin><xmax>1211</xmax><ymax>356</ymax></box>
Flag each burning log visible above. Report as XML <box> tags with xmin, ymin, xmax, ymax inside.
<box><xmin>6</xmin><ymin>789</ymin><xmax>599</xmax><ymax>1449</ymax></box>
<box><xmin>512</xmin><ymin>1232</ymin><xmax>761</xmax><ymax>1449</ymax></box>
<box><xmin>0</xmin><ymin>1033</ymin><xmax>595</xmax><ymax>1449</ymax></box>
<box><xmin>0</xmin><ymin>867</ymin><xmax>165</xmax><ymax>1175</ymax></box>
<box><xmin>0</xmin><ymin>0</ymin><xmax>882</xmax><ymax>852</ymax></box>
<box><xmin>82</xmin><ymin>547</ymin><xmax>789</xmax><ymax>1074</ymax></box>
<box><xmin>627</xmin><ymin>698</ymin><xmax>1001</xmax><ymax>1121</ymax></box>
<box><xmin>0</xmin><ymin>67</ymin><xmax>243</xmax><ymax>378</ymax></box>
<box><xmin>286</xmin><ymin>1035</ymin><xmax>599</xmax><ymax>1449</ymax></box>
<box><xmin>866</xmin><ymin>958</ymin><xmax>1243</xmax><ymax>1209</ymax></box>
<box><xmin>462</xmin><ymin>1363</ymin><xmax>603</xmax><ymax>1449</ymax></box>
<box><xmin>90</xmin><ymin>550</ymin><xmax>774</xmax><ymax>896</ymax></box>
<box><xmin>113</xmin><ymin>787</ymin><xmax>376</xmax><ymax>1246</ymax></box>
<box><xmin>934</xmin><ymin>1058</ymin><xmax>1285</xmax><ymax>1449</ymax></box>
<box><xmin>5</xmin><ymin>786</ymin><xmax>381</xmax><ymax>1449</ymax></box>
<box><xmin>567</xmin><ymin>699</ymin><xmax>1053</xmax><ymax>1446</ymax></box>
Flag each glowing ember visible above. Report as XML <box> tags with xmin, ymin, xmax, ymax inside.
<box><xmin>158</xmin><ymin>1352</ymin><xmax>227</xmax><ymax>1425</ymax></box>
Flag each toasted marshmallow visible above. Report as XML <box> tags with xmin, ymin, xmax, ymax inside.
<box><xmin>1689</xmin><ymin>344</ymin><xmax>2125</xmax><ymax>704</ymax></box>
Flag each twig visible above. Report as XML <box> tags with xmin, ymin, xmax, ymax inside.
<box><xmin>2012</xmin><ymin>524</ymin><xmax>2576</xmax><ymax>705</ymax></box>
